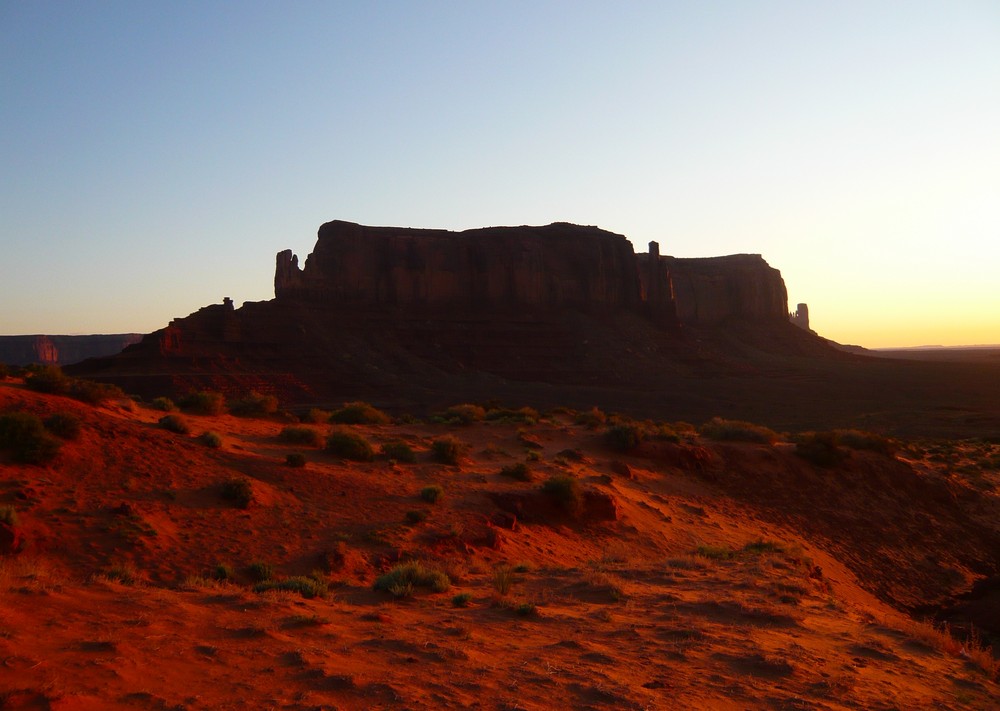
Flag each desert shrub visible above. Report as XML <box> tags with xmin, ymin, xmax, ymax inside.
<box><xmin>278</xmin><ymin>426</ymin><xmax>324</xmax><ymax>447</ymax></box>
<box><xmin>499</xmin><ymin>462</ymin><xmax>532</xmax><ymax>481</ymax></box>
<box><xmin>44</xmin><ymin>412</ymin><xmax>81</xmax><ymax>440</ymax></box>
<box><xmin>405</xmin><ymin>509</ymin><xmax>428</xmax><ymax>524</ymax></box>
<box><xmin>835</xmin><ymin>429</ymin><xmax>897</xmax><ymax>456</ymax></box>
<box><xmin>0</xmin><ymin>411</ymin><xmax>61</xmax><ymax>464</ymax></box>
<box><xmin>439</xmin><ymin>404</ymin><xmax>486</xmax><ymax>425</ymax></box>
<box><xmin>24</xmin><ymin>365</ymin><xmax>70</xmax><ymax>395</ymax></box>
<box><xmin>605</xmin><ymin>423</ymin><xmax>645</xmax><ymax>451</ymax></box>
<box><xmin>541</xmin><ymin>474</ymin><xmax>583</xmax><ymax>515</ymax></box>
<box><xmin>574</xmin><ymin>407</ymin><xmax>607</xmax><ymax>428</ymax></box>
<box><xmin>485</xmin><ymin>406</ymin><xmax>539</xmax><ymax>424</ymax></box>
<box><xmin>158</xmin><ymin>414</ymin><xmax>190</xmax><ymax>434</ymax></box>
<box><xmin>699</xmin><ymin>417</ymin><xmax>778</xmax><ymax>444</ymax></box>
<box><xmin>325</xmin><ymin>429</ymin><xmax>375</xmax><ymax>461</ymax></box>
<box><xmin>452</xmin><ymin>592</ymin><xmax>473</xmax><ymax>607</ymax></box>
<box><xmin>213</xmin><ymin>563</ymin><xmax>234</xmax><ymax>581</ymax></box>
<box><xmin>374</xmin><ymin>561</ymin><xmax>450</xmax><ymax>597</ymax></box>
<box><xmin>491</xmin><ymin>564</ymin><xmax>515</xmax><ymax>596</ymax></box>
<box><xmin>381</xmin><ymin>440</ymin><xmax>417</xmax><ymax>463</ymax></box>
<box><xmin>431</xmin><ymin>436</ymin><xmax>462</xmax><ymax>465</ymax></box>
<box><xmin>0</xmin><ymin>505</ymin><xmax>18</xmax><ymax>526</ymax></box>
<box><xmin>228</xmin><ymin>391</ymin><xmax>278</xmax><ymax>417</ymax></box>
<box><xmin>254</xmin><ymin>575</ymin><xmax>328</xmax><ymax>599</ymax></box>
<box><xmin>515</xmin><ymin>602</ymin><xmax>537</xmax><ymax>616</ymax></box>
<box><xmin>301</xmin><ymin>408</ymin><xmax>330</xmax><ymax>424</ymax></box>
<box><xmin>794</xmin><ymin>431</ymin><xmax>847</xmax><ymax>467</ymax></box>
<box><xmin>420</xmin><ymin>485</ymin><xmax>443</xmax><ymax>503</ymax></box>
<box><xmin>101</xmin><ymin>562</ymin><xmax>138</xmax><ymax>585</ymax></box>
<box><xmin>178</xmin><ymin>390</ymin><xmax>226</xmax><ymax>416</ymax></box>
<box><xmin>285</xmin><ymin>452</ymin><xmax>307</xmax><ymax>468</ymax></box>
<box><xmin>220</xmin><ymin>477</ymin><xmax>253</xmax><ymax>509</ymax></box>
<box><xmin>68</xmin><ymin>378</ymin><xmax>124</xmax><ymax>405</ymax></box>
<box><xmin>199</xmin><ymin>431</ymin><xmax>223</xmax><ymax>448</ymax></box>
<box><xmin>329</xmin><ymin>401</ymin><xmax>391</xmax><ymax>425</ymax></box>
<box><xmin>0</xmin><ymin>363</ymin><xmax>8</xmax><ymax>379</ymax></box>
<box><xmin>246</xmin><ymin>561</ymin><xmax>274</xmax><ymax>582</ymax></box>
<box><xmin>650</xmin><ymin>422</ymin><xmax>683</xmax><ymax>443</ymax></box>
<box><xmin>150</xmin><ymin>396</ymin><xmax>178</xmax><ymax>412</ymax></box>
<box><xmin>696</xmin><ymin>545</ymin><xmax>735</xmax><ymax>560</ymax></box>
<box><xmin>742</xmin><ymin>539</ymin><xmax>785</xmax><ymax>555</ymax></box>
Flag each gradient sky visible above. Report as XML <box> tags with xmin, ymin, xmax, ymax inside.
<box><xmin>2</xmin><ymin>2</ymin><xmax>998</xmax><ymax>348</ymax></box>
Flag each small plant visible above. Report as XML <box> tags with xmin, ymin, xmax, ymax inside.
<box><xmin>696</xmin><ymin>544</ymin><xmax>735</xmax><ymax>560</ymax></box>
<box><xmin>213</xmin><ymin>563</ymin><xmax>234</xmax><ymax>581</ymax></box>
<box><xmin>178</xmin><ymin>391</ymin><xmax>226</xmax><ymax>416</ymax></box>
<box><xmin>605</xmin><ymin>423</ymin><xmax>645</xmax><ymax>452</ymax></box>
<box><xmin>300</xmin><ymin>408</ymin><xmax>330</xmax><ymax>424</ymax></box>
<box><xmin>439</xmin><ymin>404</ymin><xmax>486</xmax><ymax>425</ymax></box>
<box><xmin>452</xmin><ymin>592</ymin><xmax>473</xmax><ymax>607</ymax></box>
<box><xmin>43</xmin><ymin>412</ymin><xmax>81</xmax><ymax>440</ymax></box>
<box><xmin>101</xmin><ymin>561</ymin><xmax>138</xmax><ymax>585</ymax></box>
<box><xmin>0</xmin><ymin>411</ymin><xmax>62</xmax><ymax>464</ymax></box>
<box><xmin>515</xmin><ymin>602</ymin><xmax>537</xmax><ymax>616</ymax></box>
<box><xmin>405</xmin><ymin>509</ymin><xmax>428</xmax><ymax>524</ymax></box>
<box><xmin>0</xmin><ymin>505</ymin><xmax>18</xmax><ymax>526</ymax></box>
<box><xmin>499</xmin><ymin>462</ymin><xmax>533</xmax><ymax>481</ymax></box>
<box><xmin>329</xmin><ymin>401</ymin><xmax>392</xmax><ymax>425</ymax></box>
<box><xmin>374</xmin><ymin>561</ymin><xmax>451</xmax><ymax>597</ymax></box>
<box><xmin>540</xmin><ymin>474</ymin><xmax>583</xmax><ymax>516</ymax></box>
<box><xmin>420</xmin><ymin>485</ymin><xmax>443</xmax><ymax>503</ymax></box>
<box><xmin>150</xmin><ymin>396</ymin><xmax>178</xmax><ymax>412</ymax></box>
<box><xmin>246</xmin><ymin>561</ymin><xmax>274</xmax><ymax>582</ymax></box>
<box><xmin>699</xmin><ymin>417</ymin><xmax>778</xmax><ymax>444</ymax></box>
<box><xmin>325</xmin><ymin>429</ymin><xmax>375</xmax><ymax>461</ymax></box>
<box><xmin>574</xmin><ymin>407</ymin><xmax>607</xmax><ymax>428</ymax></box>
<box><xmin>285</xmin><ymin>452</ymin><xmax>307</xmax><ymax>468</ymax></box>
<box><xmin>199</xmin><ymin>431</ymin><xmax>223</xmax><ymax>448</ymax></box>
<box><xmin>836</xmin><ymin>429</ymin><xmax>897</xmax><ymax>456</ymax></box>
<box><xmin>491</xmin><ymin>564</ymin><xmax>515</xmax><ymax>596</ymax></box>
<box><xmin>24</xmin><ymin>365</ymin><xmax>69</xmax><ymax>395</ymax></box>
<box><xmin>381</xmin><ymin>441</ymin><xmax>417</xmax><ymax>463</ymax></box>
<box><xmin>254</xmin><ymin>575</ymin><xmax>328</xmax><ymax>599</ymax></box>
<box><xmin>794</xmin><ymin>431</ymin><xmax>846</xmax><ymax>467</ymax></box>
<box><xmin>228</xmin><ymin>391</ymin><xmax>278</xmax><ymax>417</ymax></box>
<box><xmin>158</xmin><ymin>414</ymin><xmax>190</xmax><ymax>435</ymax></box>
<box><xmin>431</xmin><ymin>436</ymin><xmax>462</xmax><ymax>464</ymax></box>
<box><xmin>485</xmin><ymin>406</ymin><xmax>539</xmax><ymax>424</ymax></box>
<box><xmin>220</xmin><ymin>477</ymin><xmax>254</xmax><ymax>509</ymax></box>
<box><xmin>278</xmin><ymin>426</ymin><xmax>324</xmax><ymax>447</ymax></box>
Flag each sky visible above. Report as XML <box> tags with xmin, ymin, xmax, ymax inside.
<box><xmin>2</xmin><ymin>2</ymin><xmax>998</xmax><ymax>348</ymax></box>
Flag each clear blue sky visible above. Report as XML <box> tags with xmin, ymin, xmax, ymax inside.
<box><xmin>2</xmin><ymin>1</ymin><xmax>998</xmax><ymax>347</ymax></box>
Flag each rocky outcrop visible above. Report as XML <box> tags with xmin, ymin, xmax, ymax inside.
<box><xmin>664</xmin><ymin>254</ymin><xmax>789</xmax><ymax>325</ymax></box>
<box><xmin>0</xmin><ymin>334</ymin><xmax>142</xmax><ymax>366</ymax></box>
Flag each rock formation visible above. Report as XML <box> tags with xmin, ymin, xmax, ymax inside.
<box><xmin>790</xmin><ymin>303</ymin><xmax>810</xmax><ymax>331</ymax></box>
<box><xmin>0</xmin><ymin>334</ymin><xmax>142</xmax><ymax>367</ymax></box>
<box><xmin>71</xmin><ymin>220</ymin><xmax>832</xmax><ymax>409</ymax></box>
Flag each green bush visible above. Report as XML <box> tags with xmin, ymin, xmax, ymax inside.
<box><xmin>24</xmin><ymin>365</ymin><xmax>69</xmax><ymax>395</ymax></box>
<box><xmin>835</xmin><ymin>429</ymin><xmax>897</xmax><ymax>456</ymax></box>
<box><xmin>68</xmin><ymin>378</ymin><xmax>125</xmax><ymax>405</ymax></box>
<box><xmin>150</xmin><ymin>396</ymin><xmax>178</xmax><ymax>412</ymax></box>
<box><xmin>794</xmin><ymin>431</ymin><xmax>847</xmax><ymax>467</ymax></box>
<box><xmin>0</xmin><ymin>505</ymin><xmax>18</xmax><ymax>526</ymax></box>
<box><xmin>329</xmin><ymin>401</ymin><xmax>392</xmax><ymax>425</ymax></box>
<box><xmin>405</xmin><ymin>509</ymin><xmax>428</xmax><ymax>525</ymax></box>
<box><xmin>374</xmin><ymin>561</ymin><xmax>451</xmax><ymax>597</ymax></box>
<box><xmin>420</xmin><ymin>485</ymin><xmax>443</xmax><ymax>503</ymax></box>
<box><xmin>285</xmin><ymin>452</ymin><xmax>307</xmax><ymax>468</ymax></box>
<box><xmin>246</xmin><ymin>561</ymin><xmax>274</xmax><ymax>582</ymax></box>
<box><xmin>485</xmin><ymin>407</ymin><xmax>539</xmax><ymax>425</ymax></box>
<box><xmin>541</xmin><ymin>474</ymin><xmax>583</xmax><ymax>516</ymax></box>
<box><xmin>381</xmin><ymin>441</ymin><xmax>417</xmax><ymax>463</ymax></box>
<box><xmin>179</xmin><ymin>391</ymin><xmax>226</xmax><ymax>416</ymax></box>
<box><xmin>220</xmin><ymin>477</ymin><xmax>253</xmax><ymax>508</ymax></box>
<box><xmin>278</xmin><ymin>426</ymin><xmax>324</xmax><ymax>447</ymax></box>
<box><xmin>302</xmin><ymin>408</ymin><xmax>330</xmax><ymax>424</ymax></box>
<box><xmin>254</xmin><ymin>575</ymin><xmax>328</xmax><ymax>599</ymax></box>
<box><xmin>451</xmin><ymin>592</ymin><xmax>473</xmax><ymax>607</ymax></box>
<box><xmin>699</xmin><ymin>417</ymin><xmax>778</xmax><ymax>444</ymax></box>
<box><xmin>431</xmin><ymin>436</ymin><xmax>462</xmax><ymax>464</ymax></box>
<box><xmin>228</xmin><ymin>391</ymin><xmax>278</xmax><ymax>417</ymax></box>
<box><xmin>158</xmin><ymin>414</ymin><xmax>190</xmax><ymax>434</ymax></box>
<box><xmin>0</xmin><ymin>411</ymin><xmax>61</xmax><ymax>464</ymax></box>
<box><xmin>499</xmin><ymin>462</ymin><xmax>533</xmax><ymax>481</ymax></box>
<box><xmin>325</xmin><ymin>429</ymin><xmax>375</xmax><ymax>461</ymax></box>
<box><xmin>574</xmin><ymin>407</ymin><xmax>607</xmax><ymax>428</ymax></box>
<box><xmin>439</xmin><ymin>404</ymin><xmax>486</xmax><ymax>425</ymax></box>
<box><xmin>199</xmin><ymin>431</ymin><xmax>223</xmax><ymax>448</ymax></box>
<box><xmin>213</xmin><ymin>563</ymin><xmax>234</xmax><ymax>581</ymax></box>
<box><xmin>44</xmin><ymin>412</ymin><xmax>81</xmax><ymax>440</ymax></box>
<box><xmin>605</xmin><ymin>423</ymin><xmax>645</xmax><ymax>451</ymax></box>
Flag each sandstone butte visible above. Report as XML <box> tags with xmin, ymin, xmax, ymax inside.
<box><xmin>71</xmin><ymin>220</ymin><xmax>815</xmax><ymax>410</ymax></box>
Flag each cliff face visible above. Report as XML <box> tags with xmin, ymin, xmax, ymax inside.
<box><xmin>276</xmin><ymin>220</ymin><xmax>660</xmax><ymax>315</ymax></box>
<box><xmin>664</xmin><ymin>254</ymin><xmax>789</xmax><ymax>325</ymax></box>
<box><xmin>0</xmin><ymin>334</ymin><xmax>142</xmax><ymax>366</ymax></box>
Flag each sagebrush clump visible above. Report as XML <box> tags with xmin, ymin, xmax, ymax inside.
<box><xmin>178</xmin><ymin>391</ymin><xmax>226</xmax><ymax>416</ymax></box>
<box><xmin>44</xmin><ymin>412</ymin><xmax>81</xmax><ymax>440</ymax></box>
<box><xmin>228</xmin><ymin>391</ymin><xmax>278</xmax><ymax>417</ymax></box>
<box><xmin>0</xmin><ymin>411</ymin><xmax>61</xmax><ymax>464</ymax></box>
<box><xmin>158</xmin><ymin>414</ymin><xmax>190</xmax><ymax>435</ymax></box>
<box><xmin>541</xmin><ymin>474</ymin><xmax>583</xmax><ymax>515</ymax></box>
<box><xmin>278</xmin><ymin>426</ymin><xmax>324</xmax><ymax>447</ymax></box>
<box><xmin>699</xmin><ymin>417</ymin><xmax>778</xmax><ymax>444</ymax></box>
<box><xmin>374</xmin><ymin>561</ymin><xmax>450</xmax><ymax>597</ymax></box>
<box><xmin>328</xmin><ymin>401</ymin><xmax>392</xmax><ymax>425</ymax></box>
<box><xmin>325</xmin><ymin>429</ymin><xmax>375</xmax><ymax>461</ymax></box>
<box><xmin>220</xmin><ymin>477</ymin><xmax>253</xmax><ymax>509</ymax></box>
<box><xmin>381</xmin><ymin>440</ymin><xmax>417</xmax><ymax>463</ymax></box>
<box><xmin>431</xmin><ymin>436</ymin><xmax>462</xmax><ymax>464</ymax></box>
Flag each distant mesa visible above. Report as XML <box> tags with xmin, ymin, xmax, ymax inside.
<box><xmin>0</xmin><ymin>334</ymin><xmax>142</xmax><ymax>367</ymax></box>
<box><xmin>70</xmin><ymin>220</ymin><xmax>828</xmax><ymax>408</ymax></box>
